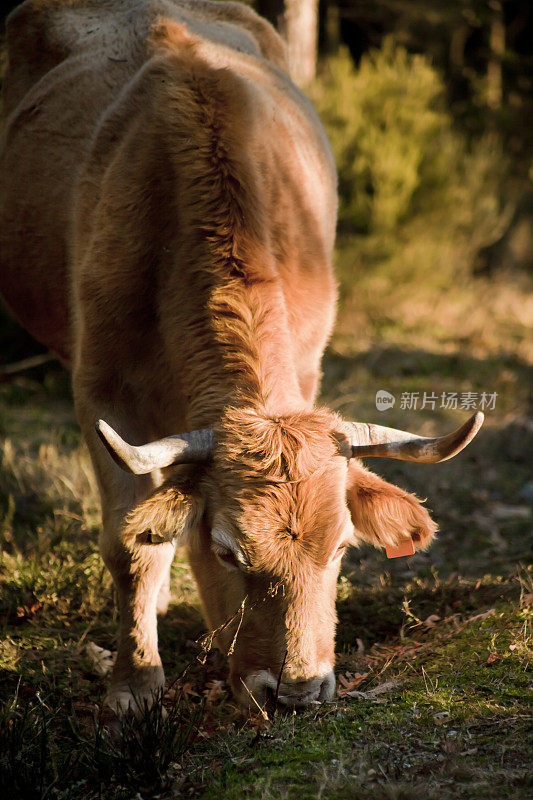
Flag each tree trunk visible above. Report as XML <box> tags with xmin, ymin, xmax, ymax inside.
<box><xmin>285</xmin><ymin>0</ymin><xmax>319</xmax><ymax>85</ymax></box>
<box><xmin>487</xmin><ymin>0</ymin><xmax>505</xmax><ymax>109</ymax></box>
<box><xmin>256</xmin><ymin>0</ymin><xmax>319</xmax><ymax>86</ymax></box>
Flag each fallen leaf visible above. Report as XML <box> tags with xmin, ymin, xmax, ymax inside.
<box><xmin>486</xmin><ymin>652</ymin><xmax>500</xmax><ymax>665</ymax></box>
<box><xmin>337</xmin><ymin>671</ymin><xmax>370</xmax><ymax>694</ymax></box>
<box><xmin>464</xmin><ymin>609</ymin><xmax>495</xmax><ymax>624</ymax></box>
<box><xmin>85</xmin><ymin>642</ymin><xmax>115</xmax><ymax>676</ymax></box>
<box><xmin>365</xmin><ymin>680</ymin><xmax>401</xmax><ymax>697</ymax></box>
<box><xmin>345</xmin><ymin>679</ymin><xmax>400</xmax><ymax>700</ymax></box>
<box><xmin>181</xmin><ymin>681</ymin><xmax>200</xmax><ymax>697</ymax></box>
<box><xmin>442</xmin><ymin>739</ymin><xmax>459</xmax><ymax>754</ymax></box>
<box><xmin>203</xmin><ymin>679</ymin><xmax>225</xmax><ymax>703</ymax></box>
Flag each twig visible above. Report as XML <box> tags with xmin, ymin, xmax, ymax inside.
<box><xmin>0</xmin><ymin>352</ymin><xmax>57</xmax><ymax>378</ymax></box>
<box><xmin>227</xmin><ymin>598</ymin><xmax>246</xmax><ymax>656</ymax></box>
<box><xmin>196</xmin><ymin>580</ymin><xmax>284</xmax><ymax>662</ymax></box>
<box><xmin>239</xmin><ymin>678</ymin><xmax>269</xmax><ymax>721</ymax></box>
<box><xmin>275</xmin><ymin>650</ymin><xmax>288</xmax><ymax>702</ymax></box>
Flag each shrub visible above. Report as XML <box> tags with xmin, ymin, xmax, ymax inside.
<box><xmin>313</xmin><ymin>40</ymin><xmax>449</xmax><ymax>233</ymax></box>
<box><xmin>311</xmin><ymin>40</ymin><xmax>505</xmax><ymax>287</ymax></box>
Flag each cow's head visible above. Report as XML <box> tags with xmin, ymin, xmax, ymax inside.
<box><xmin>96</xmin><ymin>408</ymin><xmax>482</xmax><ymax>708</ymax></box>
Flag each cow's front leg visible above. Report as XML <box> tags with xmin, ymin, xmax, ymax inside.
<box><xmin>100</xmin><ymin>499</ymin><xmax>176</xmax><ymax>714</ymax></box>
<box><xmin>78</xmin><ymin>405</ymin><xmax>174</xmax><ymax>715</ymax></box>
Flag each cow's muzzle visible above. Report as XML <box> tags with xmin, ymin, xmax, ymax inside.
<box><xmin>240</xmin><ymin>670</ymin><xmax>336</xmax><ymax>709</ymax></box>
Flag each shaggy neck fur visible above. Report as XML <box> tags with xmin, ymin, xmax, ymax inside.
<box><xmin>151</xmin><ymin>23</ymin><xmax>309</xmax><ymax>429</ymax></box>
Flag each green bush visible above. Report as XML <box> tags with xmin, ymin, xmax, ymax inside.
<box><xmin>312</xmin><ymin>40</ymin><xmax>448</xmax><ymax>233</ymax></box>
<box><xmin>311</xmin><ymin>40</ymin><xmax>505</xmax><ymax>285</ymax></box>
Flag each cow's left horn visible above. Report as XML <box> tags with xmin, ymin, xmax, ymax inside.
<box><xmin>95</xmin><ymin>420</ymin><xmax>215</xmax><ymax>474</ymax></box>
<box><xmin>344</xmin><ymin>411</ymin><xmax>484</xmax><ymax>463</ymax></box>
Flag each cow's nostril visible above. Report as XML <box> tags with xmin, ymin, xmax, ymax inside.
<box><xmin>276</xmin><ymin>686</ymin><xmax>320</xmax><ymax>707</ymax></box>
<box><xmin>275</xmin><ymin>671</ymin><xmax>335</xmax><ymax>708</ymax></box>
<box><xmin>239</xmin><ymin>670</ymin><xmax>335</xmax><ymax>709</ymax></box>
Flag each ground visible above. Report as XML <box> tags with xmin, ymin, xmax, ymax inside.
<box><xmin>0</xmin><ymin>254</ymin><xmax>531</xmax><ymax>799</ymax></box>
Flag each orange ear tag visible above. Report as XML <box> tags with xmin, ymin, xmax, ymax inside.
<box><xmin>386</xmin><ymin>539</ymin><xmax>415</xmax><ymax>559</ymax></box>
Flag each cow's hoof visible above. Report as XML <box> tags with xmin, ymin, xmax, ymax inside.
<box><xmin>105</xmin><ymin>684</ymin><xmax>165</xmax><ymax>717</ymax></box>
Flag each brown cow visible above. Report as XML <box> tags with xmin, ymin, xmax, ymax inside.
<box><xmin>0</xmin><ymin>0</ymin><xmax>482</xmax><ymax>712</ymax></box>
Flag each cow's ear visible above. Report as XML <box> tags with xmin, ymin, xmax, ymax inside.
<box><xmin>345</xmin><ymin>461</ymin><xmax>437</xmax><ymax>551</ymax></box>
<box><xmin>122</xmin><ymin>477</ymin><xmax>204</xmax><ymax>545</ymax></box>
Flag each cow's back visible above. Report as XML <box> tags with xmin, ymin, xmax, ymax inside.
<box><xmin>0</xmin><ymin>0</ymin><xmax>292</xmax><ymax>362</ymax></box>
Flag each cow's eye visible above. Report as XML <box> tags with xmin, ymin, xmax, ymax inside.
<box><xmin>214</xmin><ymin>548</ymin><xmax>241</xmax><ymax>571</ymax></box>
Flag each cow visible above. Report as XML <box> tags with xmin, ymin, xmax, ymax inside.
<box><xmin>0</xmin><ymin>0</ymin><xmax>483</xmax><ymax>713</ymax></box>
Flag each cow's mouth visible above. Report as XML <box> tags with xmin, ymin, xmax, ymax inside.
<box><xmin>237</xmin><ymin>669</ymin><xmax>336</xmax><ymax>710</ymax></box>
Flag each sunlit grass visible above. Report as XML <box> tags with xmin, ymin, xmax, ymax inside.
<box><xmin>1</xmin><ymin>332</ymin><xmax>530</xmax><ymax>798</ymax></box>
<box><xmin>1</xmin><ymin>261</ymin><xmax>531</xmax><ymax>796</ymax></box>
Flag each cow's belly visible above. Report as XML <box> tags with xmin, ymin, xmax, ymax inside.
<box><xmin>0</xmin><ymin>133</ymin><xmax>73</xmax><ymax>360</ymax></box>
<box><xmin>0</xmin><ymin>53</ymin><xmax>138</xmax><ymax>362</ymax></box>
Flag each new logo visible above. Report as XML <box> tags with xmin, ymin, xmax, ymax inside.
<box><xmin>375</xmin><ymin>390</ymin><xmax>395</xmax><ymax>411</ymax></box>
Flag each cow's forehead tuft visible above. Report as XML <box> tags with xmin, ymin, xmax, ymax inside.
<box><xmin>215</xmin><ymin>405</ymin><xmax>344</xmax><ymax>483</ymax></box>
<box><xmin>220</xmin><ymin>463</ymin><xmax>348</xmax><ymax>559</ymax></box>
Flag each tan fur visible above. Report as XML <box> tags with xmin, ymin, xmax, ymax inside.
<box><xmin>123</xmin><ymin>474</ymin><xmax>204</xmax><ymax>544</ymax></box>
<box><xmin>0</xmin><ymin>1</ymin><xmax>437</xmax><ymax>710</ymax></box>
<box><xmin>346</xmin><ymin>462</ymin><xmax>438</xmax><ymax>549</ymax></box>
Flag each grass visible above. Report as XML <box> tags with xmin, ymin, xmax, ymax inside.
<box><xmin>1</xmin><ymin>687</ymin><xmax>203</xmax><ymax>800</ymax></box>
<box><xmin>0</xmin><ymin>254</ymin><xmax>532</xmax><ymax>798</ymax></box>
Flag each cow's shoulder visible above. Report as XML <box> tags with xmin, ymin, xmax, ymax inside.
<box><xmin>3</xmin><ymin>1</ymin><xmax>135</xmax><ymax>117</ymax></box>
<box><xmin>179</xmin><ymin>0</ymin><xmax>287</xmax><ymax>70</ymax></box>
<box><xmin>4</xmin><ymin>1</ymin><xmax>69</xmax><ymax>114</ymax></box>
<box><xmin>3</xmin><ymin>1</ymin><xmax>287</xmax><ymax>117</ymax></box>
<box><xmin>5</xmin><ymin>0</ymin><xmax>139</xmax><ymax>60</ymax></box>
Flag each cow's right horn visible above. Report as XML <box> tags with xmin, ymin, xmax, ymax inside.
<box><xmin>343</xmin><ymin>412</ymin><xmax>484</xmax><ymax>463</ymax></box>
<box><xmin>95</xmin><ymin>420</ymin><xmax>215</xmax><ymax>474</ymax></box>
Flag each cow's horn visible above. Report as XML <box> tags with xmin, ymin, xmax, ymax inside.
<box><xmin>344</xmin><ymin>411</ymin><xmax>484</xmax><ymax>463</ymax></box>
<box><xmin>95</xmin><ymin>420</ymin><xmax>215</xmax><ymax>474</ymax></box>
